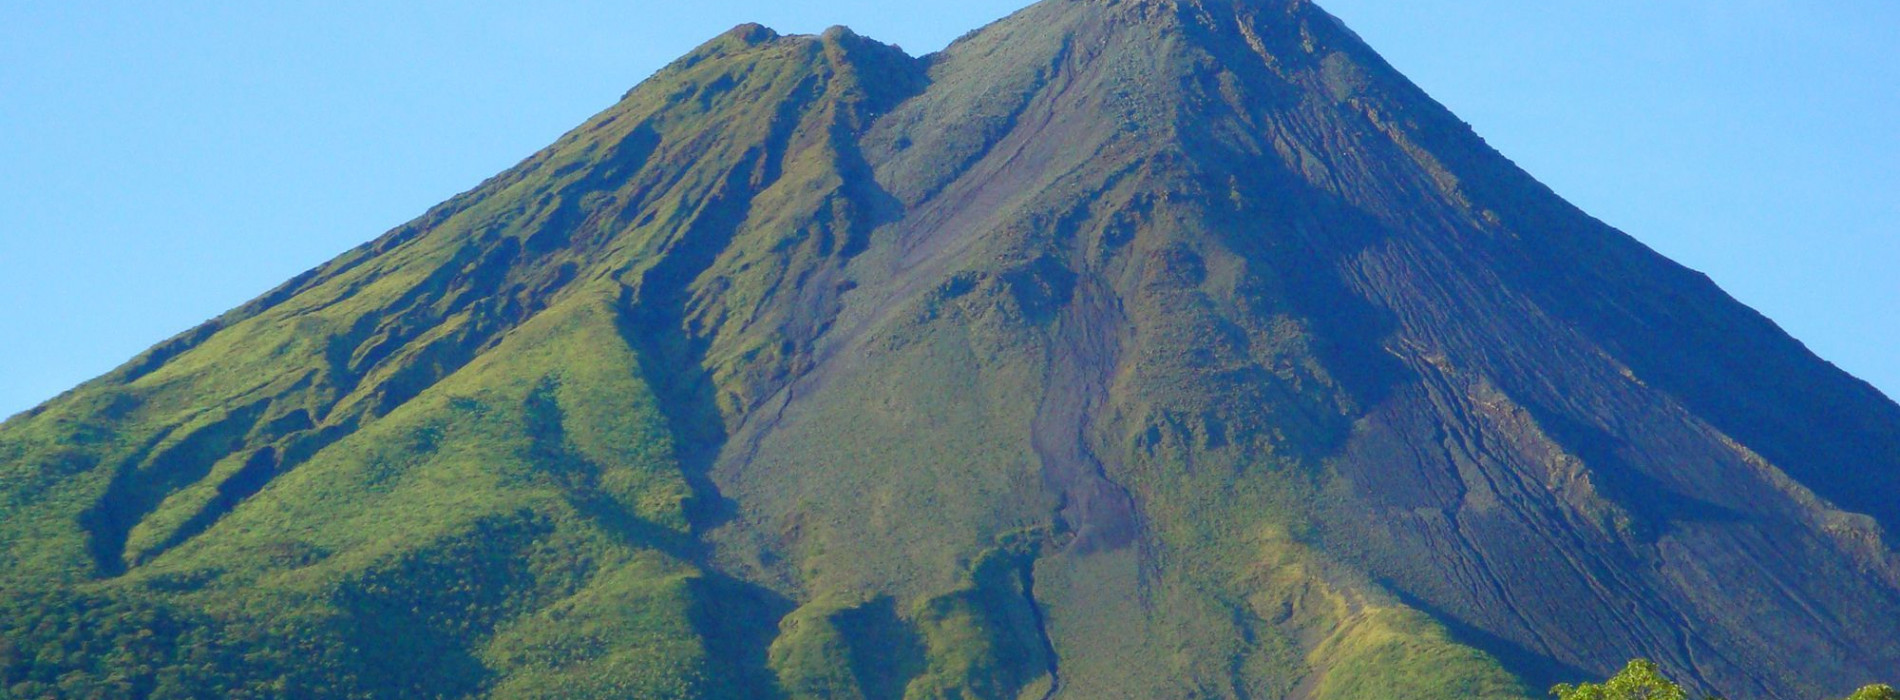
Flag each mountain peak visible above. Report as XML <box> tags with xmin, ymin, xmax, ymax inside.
<box><xmin>725</xmin><ymin>21</ymin><xmax>780</xmax><ymax>45</ymax></box>
<box><xmin>3</xmin><ymin>3</ymin><xmax>1897</xmax><ymax>698</ymax></box>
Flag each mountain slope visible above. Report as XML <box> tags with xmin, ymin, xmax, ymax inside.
<box><xmin>3</xmin><ymin>1</ymin><xmax>1897</xmax><ymax>698</ymax></box>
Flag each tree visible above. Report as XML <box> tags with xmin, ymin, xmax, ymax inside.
<box><xmin>1846</xmin><ymin>685</ymin><xmax>1899</xmax><ymax>700</ymax></box>
<box><xmin>1551</xmin><ymin>659</ymin><xmax>1690</xmax><ymax>700</ymax></box>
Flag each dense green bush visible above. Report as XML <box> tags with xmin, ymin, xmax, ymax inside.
<box><xmin>1845</xmin><ymin>684</ymin><xmax>1899</xmax><ymax>700</ymax></box>
<box><xmin>1552</xmin><ymin>659</ymin><xmax>1895</xmax><ymax>700</ymax></box>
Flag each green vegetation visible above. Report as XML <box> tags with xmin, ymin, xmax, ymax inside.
<box><xmin>1551</xmin><ymin>659</ymin><xmax>1894</xmax><ymax>700</ymax></box>
<box><xmin>0</xmin><ymin>22</ymin><xmax>902</xmax><ymax>699</ymax></box>
<box><xmin>1552</xmin><ymin>660</ymin><xmax>1691</xmax><ymax>700</ymax></box>
<box><xmin>1847</xmin><ymin>686</ymin><xmax>1900</xmax><ymax>700</ymax></box>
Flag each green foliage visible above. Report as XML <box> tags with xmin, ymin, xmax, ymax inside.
<box><xmin>904</xmin><ymin>549</ymin><xmax>1052</xmax><ymax>699</ymax></box>
<box><xmin>1845</xmin><ymin>685</ymin><xmax>1900</xmax><ymax>700</ymax></box>
<box><xmin>1551</xmin><ymin>660</ymin><xmax>1691</xmax><ymax>700</ymax></box>
<box><xmin>1552</xmin><ymin>660</ymin><xmax>1896</xmax><ymax>700</ymax></box>
<box><xmin>1307</xmin><ymin>607</ymin><xmax>1528</xmax><ymax>700</ymax></box>
<box><xmin>769</xmin><ymin>606</ymin><xmax>866</xmax><ymax>700</ymax></box>
<box><xmin>0</xmin><ymin>587</ymin><xmax>328</xmax><ymax>699</ymax></box>
<box><xmin>480</xmin><ymin>557</ymin><xmax>734</xmax><ymax>699</ymax></box>
<box><xmin>767</xmin><ymin>595</ymin><xmax>927</xmax><ymax>700</ymax></box>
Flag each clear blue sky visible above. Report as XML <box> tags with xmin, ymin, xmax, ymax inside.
<box><xmin>3</xmin><ymin>1</ymin><xmax>1895</xmax><ymax>419</ymax></box>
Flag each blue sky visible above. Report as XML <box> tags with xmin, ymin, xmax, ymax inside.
<box><xmin>2</xmin><ymin>1</ymin><xmax>1895</xmax><ymax>418</ymax></box>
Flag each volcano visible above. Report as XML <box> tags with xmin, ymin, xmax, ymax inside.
<box><xmin>4</xmin><ymin>1</ymin><xmax>1898</xmax><ymax>698</ymax></box>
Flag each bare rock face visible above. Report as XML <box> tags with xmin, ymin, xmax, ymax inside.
<box><xmin>2</xmin><ymin>1</ymin><xmax>1895</xmax><ymax>698</ymax></box>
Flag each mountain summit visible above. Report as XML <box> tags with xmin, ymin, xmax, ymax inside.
<box><xmin>4</xmin><ymin>1</ymin><xmax>1897</xmax><ymax>698</ymax></box>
